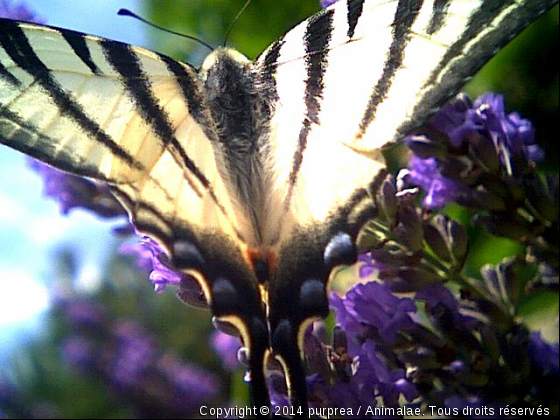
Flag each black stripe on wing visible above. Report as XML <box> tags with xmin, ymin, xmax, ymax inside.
<box><xmin>347</xmin><ymin>0</ymin><xmax>365</xmax><ymax>39</ymax></box>
<box><xmin>0</xmin><ymin>107</ymin><xmax>112</xmax><ymax>180</ymax></box>
<box><xmin>331</xmin><ymin>170</ymin><xmax>385</xmax><ymax>238</ymax></box>
<box><xmin>424</xmin><ymin>0</ymin><xmax>516</xmax><ymax>87</ymax></box>
<box><xmin>61</xmin><ymin>31</ymin><xmax>102</xmax><ymax>75</ymax></box>
<box><xmin>160</xmin><ymin>55</ymin><xmax>217</xmax><ymax>142</ymax></box>
<box><xmin>358</xmin><ymin>0</ymin><xmax>424</xmax><ymax>139</ymax></box>
<box><xmin>101</xmin><ymin>42</ymin><xmax>180</xmax><ymax>150</ymax></box>
<box><xmin>102</xmin><ymin>43</ymin><xmax>211</xmax><ymax>188</ymax></box>
<box><xmin>286</xmin><ymin>8</ymin><xmax>335</xmax><ymax>206</ymax></box>
<box><xmin>427</xmin><ymin>0</ymin><xmax>453</xmax><ymax>35</ymax></box>
<box><xmin>101</xmin><ymin>42</ymin><xmax>245</xmax><ymax>243</ymax></box>
<box><xmin>0</xmin><ymin>21</ymin><xmax>142</xmax><ymax>170</ymax></box>
<box><xmin>102</xmin><ymin>43</ymin><xmax>210</xmax><ymax>191</ymax></box>
<box><xmin>397</xmin><ymin>0</ymin><xmax>556</xmax><ymax>140</ymax></box>
<box><xmin>0</xmin><ymin>61</ymin><xmax>21</xmax><ymax>86</ymax></box>
<box><xmin>259</xmin><ymin>38</ymin><xmax>285</xmax><ymax>104</ymax></box>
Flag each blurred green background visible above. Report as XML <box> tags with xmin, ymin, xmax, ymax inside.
<box><xmin>0</xmin><ymin>0</ymin><xmax>558</xmax><ymax>418</ymax></box>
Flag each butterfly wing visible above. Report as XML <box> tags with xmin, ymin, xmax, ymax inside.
<box><xmin>253</xmin><ymin>0</ymin><xmax>558</xmax><ymax>408</ymax></box>
<box><xmin>0</xmin><ymin>19</ymin><xmax>272</xmax><ymax>405</ymax></box>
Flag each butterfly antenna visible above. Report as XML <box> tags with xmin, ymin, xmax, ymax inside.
<box><xmin>223</xmin><ymin>0</ymin><xmax>253</xmax><ymax>47</ymax></box>
<box><xmin>118</xmin><ymin>8</ymin><xmax>214</xmax><ymax>53</ymax></box>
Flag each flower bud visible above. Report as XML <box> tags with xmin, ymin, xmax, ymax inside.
<box><xmin>405</xmin><ymin>135</ymin><xmax>448</xmax><ymax>159</ymax></box>
<box><xmin>396</xmin><ymin>205</ymin><xmax>424</xmax><ymax>252</ymax></box>
<box><xmin>379</xmin><ymin>175</ymin><xmax>398</xmax><ymax>222</ymax></box>
<box><xmin>468</xmin><ymin>131</ymin><xmax>501</xmax><ymax>174</ymax></box>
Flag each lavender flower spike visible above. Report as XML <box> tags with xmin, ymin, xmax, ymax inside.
<box><xmin>126</xmin><ymin>238</ymin><xmax>184</xmax><ymax>292</ymax></box>
<box><xmin>404</xmin><ymin>93</ymin><xmax>544</xmax><ymax>209</ymax></box>
<box><xmin>404</xmin><ymin>156</ymin><xmax>467</xmax><ymax>209</ymax></box>
<box><xmin>120</xmin><ymin>237</ymin><xmax>207</xmax><ymax>308</ymax></box>
<box><xmin>28</xmin><ymin>159</ymin><xmax>127</xmax><ymax>218</ymax></box>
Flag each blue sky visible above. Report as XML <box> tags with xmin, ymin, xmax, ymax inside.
<box><xmin>21</xmin><ymin>0</ymin><xmax>148</xmax><ymax>46</ymax></box>
<box><xmin>0</xmin><ymin>0</ymin><xmax>151</xmax><ymax>355</ymax></box>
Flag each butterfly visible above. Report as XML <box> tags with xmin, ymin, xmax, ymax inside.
<box><xmin>0</xmin><ymin>0</ymin><xmax>557</xmax><ymax>413</ymax></box>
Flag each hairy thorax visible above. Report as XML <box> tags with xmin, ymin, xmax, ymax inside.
<box><xmin>200</xmin><ymin>49</ymin><xmax>272</xmax><ymax>243</ymax></box>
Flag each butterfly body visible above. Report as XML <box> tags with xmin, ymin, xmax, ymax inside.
<box><xmin>0</xmin><ymin>0</ymin><xmax>558</xmax><ymax>415</ymax></box>
<box><xmin>195</xmin><ymin>48</ymin><xmax>368</xmax><ymax>411</ymax></box>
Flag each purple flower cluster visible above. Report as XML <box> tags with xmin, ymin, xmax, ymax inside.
<box><xmin>0</xmin><ymin>0</ymin><xmax>43</xmax><ymax>21</ymax></box>
<box><xmin>331</xmin><ymin>282</ymin><xmax>416</xmax><ymax>351</ymax></box>
<box><xmin>28</xmin><ymin>160</ymin><xmax>127</xmax><ymax>219</ymax></box>
<box><xmin>28</xmin><ymin>163</ymin><xmax>203</xmax><ymax>305</ymax></box>
<box><xmin>263</xmin><ymin>94</ymin><xmax>558</xmax><ymax>416</ymax></box>
<box><xmin>403</xmin><ymin>92</ymin><xmax>558</xmax><ymax>297</ymax></box>
<box><xmin>404</xmin><ymin>93</ymin><xmax>543</xmax><ymax>209</ymax></box>
<box><xmin>120</xmin><ymin>238</ymin><xmax>183</xmax><ymax>292</ymax></box>
<box><xmin>296</xmin><ymin>247</ymin><xmax>557</xmax><ymax>416</ymax></box>
<box><xmin>210</xmin><ymin>331</ymin><xmax>242</xmax><ymax>371</ymax></box>
<box><xmin>120</xmin><ymin>238</ymin><xmax>207</xmax><ymax>308</ymax></box>
<box><xmin>59</xmin><ymin>299</ymin><xmax>220</xmax><ymax>418</ymax></box>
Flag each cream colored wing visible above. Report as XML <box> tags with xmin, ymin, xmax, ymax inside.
<box><xmin>256</xmin><ymin>0</ymin><xmax>557</xmax><ymax>247</ymax></box>
<box><xmin>0</xmin><ymin>19</ymin><xmax>263</xmax><ymax>311</ymax></box>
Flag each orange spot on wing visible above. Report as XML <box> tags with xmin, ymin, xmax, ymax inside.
<box><xmin>242</xmin><ymin>247</ymin><xmax>278</xmax><ymax>283</ymax></box>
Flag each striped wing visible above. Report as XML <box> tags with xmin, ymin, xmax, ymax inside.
<box><xmin>252</xmin><ymin>0</ymin><xmax>557</xmax><ymax>406</ymax></box>
<box><xmin>0</xmin><ymin>19</ymin><xmax>264</xmax><ymax>322</ymax></box>
<box><xmin>257</xmin><ymin>0</ymin><xmax>558</xmax><ymax>244</ymax></box>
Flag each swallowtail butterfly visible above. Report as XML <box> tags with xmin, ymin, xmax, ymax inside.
<box><xmin>0</xmin><ymin>0</ymin><xmax>557</xmax><ymax>413</ymax></box>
